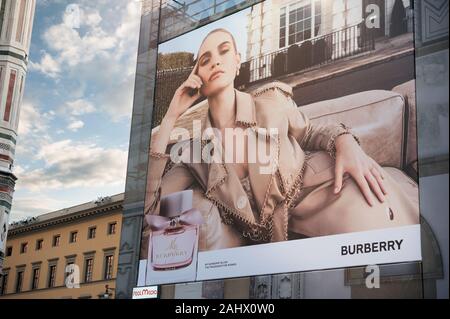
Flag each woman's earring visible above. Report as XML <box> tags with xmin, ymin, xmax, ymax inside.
<box><xmin>236</xmin><ymin>68</ymin><xmax>240</xmax><ymax>76</ymax></box>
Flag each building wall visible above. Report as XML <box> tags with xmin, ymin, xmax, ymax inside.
<box><xmin>246</xmin><ymin>0</ymin><xmax>273</xmax><ymax>59</ymax></box>
<box><xmin>0</xmin><ymin>210</ymin><xmax>122</xmax><ymax>299</ymax></box>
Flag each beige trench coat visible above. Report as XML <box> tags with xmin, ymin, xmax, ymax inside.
<box><xmin>142</xmin><ymin>82</ymin><xmax>419</xmax><ymax>255</ymax></box>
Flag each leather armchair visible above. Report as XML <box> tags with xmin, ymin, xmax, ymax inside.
<box><xmin>299</xmin><ymin>80</ymin><xmax>419</xmax><ymax>213</ymax></box>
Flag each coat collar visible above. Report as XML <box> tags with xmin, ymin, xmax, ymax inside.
<box><xmin>198</xmin><ymin>89</ymin><xmax>279</xmax><ymax>228</ymax></box>
<box><xmin>235</xmin><ymin>89</ymin><xmax>257</xmax><ymax>128</ymax></box>
<box><xmin>201</xmin><ymin>89</ymin><xmax>257</xmax><ymax>140</ymax></box>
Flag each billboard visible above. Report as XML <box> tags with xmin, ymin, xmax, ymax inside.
<box><xmin>139</xmin><ymin>0</ymin><xmax>421</xmax><ymax>286</ymax></box>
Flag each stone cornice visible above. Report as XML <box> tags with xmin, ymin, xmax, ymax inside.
<box><xmin>8</xmin><ymin>201</ymin><xmax>123</xmax><ymax>237</ymax></box>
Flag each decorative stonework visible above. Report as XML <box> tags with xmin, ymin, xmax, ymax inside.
<box><xmin>7</xmin><ymin>202</ymin><xmax>122</xmax><ymax>237</ymax></box>
<box><xmin>250</xmin><ymin>273</ymin><xmax>303</xmax><ymax>299</ymax></box>
<box><xmin>250</xmin><ymin>276</ymin><xmax>272</xmax><ymax>299</ymax></box>
<box><xmin>202</xmin><ymin>280</ymin><xmax>225</xmax><ymax>299</ymax></box>
<box><xmin>416</xmin><ymin>0</ymin><xmax>449</xmax><ymax>45</ymax></box>
<box><xmin>116</xmin><ymin>212</ymin><xmax>144</xmax><ymax>299</ymax></box>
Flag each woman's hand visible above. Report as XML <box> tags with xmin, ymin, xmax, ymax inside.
<box><xmin>164</xmin><ymin>61</ymin><xmax>203</xmax><ymax>121</ymax></box>
<box><xmin>333</xmin><ymin>134</ymin><xmax>387</xmax><ymax>206</ymax></box>
<box><xmin>151</xmin><ymin>61</ymin><xmax>204</xmax><ymax>155</ymax></box>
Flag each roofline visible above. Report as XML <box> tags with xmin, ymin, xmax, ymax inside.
<box><xmin>8</xmin><ymin>193</ymin><xmax>124</xmax><ymax>237</ymax></box>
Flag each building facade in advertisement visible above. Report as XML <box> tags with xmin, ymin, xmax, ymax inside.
<box><xmin>0</xmin><ymin>0</ymin><xmax>36</xmax><ymax>273</ymax></box>
<box><xmin>136</xmin><ymin>0</ymin><xmax>422</xmax><ymax>287</ymax></box>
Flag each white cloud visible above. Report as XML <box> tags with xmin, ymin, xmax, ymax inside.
<box><xmin>15</xmin><ymin>139</ymin><xmax>127</xmax><ymax>192</ymax></box>
<box><xmin>67</xmin><ymin>119</ymin><xmax>84</xmax><ymax>131</ymax></box>
<box><xmin>13</xmin><ymin>165</ymin><xmax>26</xmax><ymax>176</ymax></box>
<box><xmin>11</xmin><ymin>195</ymin><xmax>65</xmax><ymax>221</ymax></box>
<box><xmin>30</xmin><ymin>1</ymin><xmax>141</xmax><ymax>121</ymax></box>
<box><xmin>17</xmin><ymin>101</ymin><xmax>48</xmax><ymax>136</ymax></box>
<box><xmin>84</xmin><ymin>11</ymin><xmax>102</xmax><ymax>28</ymax></box>
<box><xmin>14</xmin><ymin>1</ymin><xmax>137</xmax><ymax>205</ymax></box>
<box><xmin>97</xmin><ymin>1</ymin><xmax>141</xmax><ymax>121</ymax></box>
<box><xmin>58</xmin><ymin>99</ymin><xmax>95</xmax><ymax>132</ymax></box>
<box><xmin>64</xmin><ymin>99</ymin><xmax>95</xmax><ymax>116</ymax></box>
<box><xmin>43</xmin><ymin>22</ymin><xmax>117</xmax><ymax>68</ymax></box>
<box><xmin>31</xmin><ymin>7</ymin><xmax>118</xmax><ymax>78</ymax></box>
<box><xmin>29</xmin><ymin>52</ymin><xmax>61</xmax><ymax>78</ymax></box>
<box><xmin>101</xmin><ymin>75</ymin><xmax>136</xmax><ymax>121</ymax></box>
<box><xmin>16</xmin><ymin>101</ymin><xmax>53</xmax><ymax>157</ymax></box>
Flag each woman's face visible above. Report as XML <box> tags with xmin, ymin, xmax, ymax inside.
<box><xmin>196</xmin><ymin>31</ymin><xmax>241</xmax><ymax>97</ymax></box>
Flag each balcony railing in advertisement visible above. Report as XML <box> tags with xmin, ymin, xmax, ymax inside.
<box><xmin>244</xmin><ymin>22</ymin><xmax>375</xmax><ymax>84</ymax></box>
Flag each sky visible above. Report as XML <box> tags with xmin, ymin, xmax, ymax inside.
<box><xmin>11</xmin><ymin>0</ymin><xmax>142</xmax><ymax>221</ymax></box>
<box><xmin>11</xmin><ymin>1</ymin><xmax>250</xmax><ymax>222</ymax></box>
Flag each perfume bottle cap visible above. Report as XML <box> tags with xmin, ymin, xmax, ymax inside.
<box><xmin>160</xmin><ymin>190</ymin><xmax>193</xmax><ymax>218</ymax></box>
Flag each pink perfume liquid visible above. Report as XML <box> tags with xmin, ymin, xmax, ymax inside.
<box><xmin>150</xmin><ymin>225</ymin><xmax>198</xmax><ymax>271</ymax></box>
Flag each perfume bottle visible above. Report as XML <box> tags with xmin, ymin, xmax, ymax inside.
<box><xmin>147</xmin><ymin>190</ymin><xmax>204</xmax><ymax>271</ymax></box>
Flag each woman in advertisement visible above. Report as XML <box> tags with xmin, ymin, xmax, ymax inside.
<box><xmin>143</xmin><ymin>28</ymin><xmax>419</xmax><ymax>253</ymax></box>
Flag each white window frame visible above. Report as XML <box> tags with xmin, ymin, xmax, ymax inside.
<box><xmin>279</xmin><ymin>0</ymin><xmax>322</xmax><ymax>48</ymax></box>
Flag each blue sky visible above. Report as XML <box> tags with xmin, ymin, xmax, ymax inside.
<box><xmin>11</xmin><ymin>2</ymin><xmax>250</xmax><ymax>222</ymax></box>
<box><xmin>159</xmin><ymin>8</ymin><xmax>249</xmax><ymax>61</ymax></box>
<box><xmin>11</xmin><ymin>0</ymin><xmax>141</xmax><ymax>221</ymax></box>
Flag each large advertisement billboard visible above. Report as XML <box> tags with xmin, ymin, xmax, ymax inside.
<box><xmin>139</xmin><ymin>0</ymin><xmax>421</xmax><ymax>286</ymax></box>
